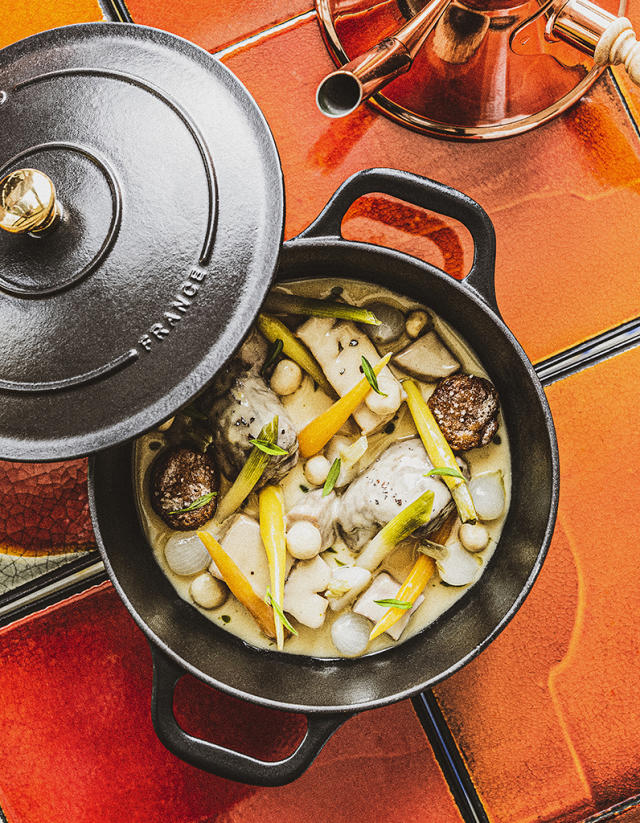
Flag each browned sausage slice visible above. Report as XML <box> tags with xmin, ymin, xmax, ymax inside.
<box><xmin>428</xmin><ymin>374</ymin><xmax>499</xmax><ymax>452</ymax></box>
<box><xmin>151</xmin><ymin>447</ymin><xmax>219</xmax><ymax>530</ymax></box>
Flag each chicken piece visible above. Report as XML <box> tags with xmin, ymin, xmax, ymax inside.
<box><xmin>210</xmin><ymin>372</ymin><xmax>298</xmax><ymax>484</ymax></box>
<box><xmin>353</xmin><ymin>572</ymin><xmax>424</xmax><ymax>641</ymax></box>
<box><xmin>337</xmin><ymin>438</ymin><xmax>452</xmax><ymax>550</ymax></box>
<box><xmin>151</xmin><ymin>447</ymin><xmax>219</xmax><ymax>530</ymax></box>
<box><xmin>215</xmin><ymin>514</ymin><xmax>293</xmax><ymax>599</ymax></box>
<box><xmin>286</xmin><ymin>488</ymin><xmax>339</xmax><ymax>551</ymax></box>
<box><xmin>283</xmin><ymin>555</ymin><xmax>332</xmax><ymax>629</ymax></box>
<box><xmin>428</xmin><ymin>374</ymin><xmax>499</xmax><ymax>451</ymax></box>
<box><xmin>296</xmin><ymin>317</ymin><xmax>402</xmax><ymax>434</ymax></box>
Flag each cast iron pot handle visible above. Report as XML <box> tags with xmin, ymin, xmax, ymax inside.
<box><xmin>297</xmin><ymin>167</ymin><xmax>499</xmax><ymax>314</ymax></box>
<box><xmin>150</xmin><ymin>646</ymin><xmax>349</xmax><ymax>786</ymax></box>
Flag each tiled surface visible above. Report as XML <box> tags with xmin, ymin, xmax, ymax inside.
<box><xmin>220</xmin><ymin>15</ymin><xmax>640</xmax><ymax>364</ymax></box>
<box><xmin>0</xmin><ymin>583</ymin><xmax>463</xmax><ymax>823</ymax></box>
<box><xmin>3</xmin><ymin>1</ymin><xmax>640</xmax><ymax>822</ymax></box>
<box><xmin>0</xmin><ymin>0</ymin><xmax>102</xmax><ymax>49</ymax></box>
<box><xmin>121</xmin><ymin>0</ymin><xmax>311</xmax><ymax>52</ymax></box>
<box><xmin>434</xmin><ymin>346</ymin><xmax>640</xmax><ymax>823</ymax></box>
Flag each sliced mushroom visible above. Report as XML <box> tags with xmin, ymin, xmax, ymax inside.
<box><xmin>393</xmin><ymin>330</ymin><xmax>460</xmax><ymax>381</ymax></box>
<box><xmin>363</xmin><ymin>302</ymin><xmax>405</xmax><ymax>346</ymax></box>
<box><xmin>283</xmin><ymin>555</ymin><xmax>331</xmax><ymax>629</ymax></box>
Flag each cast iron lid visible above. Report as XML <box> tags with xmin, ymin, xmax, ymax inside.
<box><xmin>0</xmin><ymin>23</ymin><xmax>284</xmax><ymax>461</ymax></box>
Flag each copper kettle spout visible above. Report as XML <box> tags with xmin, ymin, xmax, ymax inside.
<box><xmin>316</xmin><ymin>0</ymin><xmax>452</xmax><ymax>117</ymax></box>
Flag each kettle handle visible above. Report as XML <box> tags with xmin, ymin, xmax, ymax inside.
<box><xmin>150</xmin><ymin>645</ymin><xmax>349</xmax><ymax>786</ymax></box>
<box><xmin>297</xmin><ymin>167</ymin><xmax>500</xmax><ymax>315</ymax></box>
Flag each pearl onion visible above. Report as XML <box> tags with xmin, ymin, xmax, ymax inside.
<box><xmin>459</xmin><ymin>522</ymin><xmax>490</xmax><ymax>552</ymax></box>
<box><xmin>469</xmin><ymin>472</ymin><xmax>505</xmax><ymax>520</ymax></box>
<box><xmin>405</xmin><ymin>310</ymin><xmax>429</xmax><ymax>339</ymax></box>
<box><xmin>286</xmin><ymin>521</ymin><xmax>323</xmax><ymax>560</ymax></box>
<box><xmin>164</xmin><ymin>533</ymin><xmax>210</xmax><ymax>576</ymax></box>
<box><xmin>331</xmin><ymin>612</ymin><xmax>371</xmax><ymax>657</ymax></box>
<box><xmin>270</xmin><ymin>359</ymin><xmax>302</xmax><ymax>396</ymax></box>
<box><xmin>304</xmin><ymin>455</ymin><xmax>331</xmax><ymax>486</ymax></box>
<box><xmin>190</xmin><ymin>573</ymin><xmax>228</xmax><ymax>609</ymax></box>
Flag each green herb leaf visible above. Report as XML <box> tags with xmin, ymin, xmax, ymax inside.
<box><xmin>324</xmin><ymin>547</ymin><xmax>337</xmax><ymax>554</ymax></box>
<box><xmin>299</xmin><ymin>484</ymin><xmax>310</xmax><ymax>493</ymax></box>
<box><xmin>249</xmin><ymin>438</ymin><xmax>288</xmax><ymax>456</ymax></box>
<box><xmin>261</xmin><ymin>337</ymin><xmax>284</xmax><ymax>375</ymax></box>
<box><xmin>323</xmin><ymin>457</ymin><xmax>341</xmax><ymax>497</ymax></box>
<box><xmin>424</xmin><ymin>466</ymin><xmax>464</xmax><ymax>481</ymax></box>
<box><xmin>361</xmin><ymin>355</ymin><xmax>387</xmax><ymax>397</ymax></box>
<box><xmin>265</xmin><ymin>588</ymin><xmax>298</xmax><ymax>636</ymax></box>
<box><xmin>374</xmin><ymin>598</ymin><xmax>413</xmax><ymax>610</ymax></box>
<box><xmin>170</xmin><ymin>491</ymin><xmax>217</xmax><ymax>514</ymax></box>
<box><xmin>334</xmin><ymin>558</ymin><xmax>346</xmax><ymax>566</ymax></box>
<box><xmin>220</xmin><ymin>614</ymin><xmax>231</xmax><ymax>624</ymax></box>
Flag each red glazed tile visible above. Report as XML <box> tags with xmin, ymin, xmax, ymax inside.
<box><xmin>223</xmin><ymin>15</ymin><xmax>640</xmax><ymax>363</ymax></box>
<box><xmin>0</xmin><ymin>583</ymin><xmax>463</xmax><ymax>823</ymax></box>
<box><xmin>433</xmin><ymin>345</ymin><xmax>640</xmax><ymax>823</ymax></box>
<box><xmin>122</xmin><ymin>0</ymin><xmax>312</xmax><ymax>53</ymax></box>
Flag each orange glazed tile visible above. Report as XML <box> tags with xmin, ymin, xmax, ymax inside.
<box><xmin>223</xmin><ymin>16</ymin><xmax>640</xmax><ymax>363</ymax></box>
<box><xmin>0</xmin><ymin>0</ymin><xmax>102</xmax><ymax>49</ymax></box>
<box><xmin>0</xmin><ymin>583</ymin><xmax>463</xmax><ymax>823</ymax></box>
<box><xmin>122</xmin><ymin>0</ymin><xmax>312</xmax><ymax>53</ymax></box>
<box><xmin>433</xmin><ymin>345</ymin><xmax>640</xmax><ymax>823</ymax></box>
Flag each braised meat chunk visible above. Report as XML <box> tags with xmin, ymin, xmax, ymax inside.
<box><xmin>428</xmin><ymin>374</ymin><xmax>499</xmax><ymax>451</ymax></box>
<box><xmin>151</xmin><ymin>447</ymin><xmax>218</xmax><ymax>530</ymax></box>
<box><xmin>210</xmin><ymin>372</ymin><xmax>298</xmax><ymax>484</ymax></box>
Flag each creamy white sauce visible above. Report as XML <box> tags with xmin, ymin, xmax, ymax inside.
<box><xmin>135</xmin><ymin>278</ymin><xmax>511</xmax><ymax>657</ymax></box>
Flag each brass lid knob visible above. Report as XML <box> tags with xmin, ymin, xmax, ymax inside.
<box><xmin>0</xmin><ymin>168</ymin><xmax>61</xmax><ymax>235</ymax></box>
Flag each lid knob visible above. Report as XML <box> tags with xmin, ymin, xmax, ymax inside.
<box><xmin>0</xmin><ymin>168</ymin><xmax>62</xmax><ymax>236</ymax></box>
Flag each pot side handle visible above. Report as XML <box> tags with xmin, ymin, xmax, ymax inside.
<box><xmin>150</xmin><ymin>646</ymin><xmax>349</xmax><ymax>786</ymax></box>
<box><xmin>297</xmin><ymin>167</ymin><xmax>500</xmax><ymax>315</ymax></box>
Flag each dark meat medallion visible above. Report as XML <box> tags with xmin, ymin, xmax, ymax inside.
<box><xmin>151</xmin><ymin>447</ymin><xmax>219</xmax><ymax>530</ymax></box>
<box><xmin>428</xmin><ymin>374</ymin><xmax>500</xmax><ymax>452</ymax></box>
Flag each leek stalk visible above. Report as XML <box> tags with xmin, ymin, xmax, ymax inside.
<box><xmin>404</xmin><ymin>380</ymin><xmax>477</xmax><ymax>524</ymax></box>
<box><xmin>256</xmin><ymin>314</ymin><xmax>333</xmax><ymax>395</ymax></box>
<box><xmin>264</xmin><ymin>293</ymin><xmax>380</xmax><ymax>326</ymax></box>
<box><xmin>259</xmin><ymin>485</ymin><xmax>288</xmax><ymax>650</ymax></box>
<box><xmin>357</xmin><ymin>489</ymin><xmax>435</xmax><ymax>572</ymax></box>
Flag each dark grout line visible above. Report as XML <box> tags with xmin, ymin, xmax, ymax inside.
<box><xmin>535</xmin><ymin>317</ymin><xmax>640</xmax><ymax>386</ymax></box>
<box><xmin>412</xmin><ymin>692</ymin><xmax>490</xmax><ymax>823</ymax></box>
<box><xmin>101</xmin><ymin>0</ymin><xmax>133</xmax><ymax>23</ymax></box>
<box><xmin>584</xmin><ymin>794</ymin><xmax>640</xmax><ymax>822</ymax></box>
<box><xmin>608</xmin><ymin>67</ymin><xmax>640</xmax><ymax>142</ymax></box>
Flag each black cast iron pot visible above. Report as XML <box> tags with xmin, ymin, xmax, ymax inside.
<box><xmin>89</xmin><ymin>168</ymin><xmax>559</xmax><ymax>786</ymax></box>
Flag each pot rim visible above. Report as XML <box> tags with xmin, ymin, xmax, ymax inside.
<box><xmin>90</xmin><ymin>236</ymin><xmax>559</xmax><ymax>715</ymax></box>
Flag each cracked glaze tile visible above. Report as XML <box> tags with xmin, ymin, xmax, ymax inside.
<box><xmin>0</xmin><ymin>583</ymin><xmax>463</xmax><ymax>823</ymax></box>
<box><xmin>223</xmin><ymin>15</ymin><xmax>640</xmax><ymax>363</ymax></box>
<box><xmin>433</xmin><ymin>345</ymin><xmax>640</xmax><ymax>823</ymax></box>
